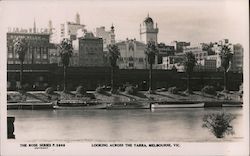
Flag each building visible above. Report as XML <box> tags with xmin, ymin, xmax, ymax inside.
<box><xmin>48</xmin><ymin>43</ymin><xmax>58</xmax><ymax>64</ymax></box>
<box><xmin>47</xmin><ymin>20</ymin><xmax>59</xmax><ymax>44</ymax></box>
<box><xmin>206</xmin><ymin>54</ymin><xmax>220</xmax><ymax>69</ymax></box>
<box><xmin>162</xmin><ymin>55</ymin><xmax>185</xmax><ymax>71</ymax></box>
<box><xmin>7</xmin><ymin>26</ymin><xmax>51</xmax><ymax>65</ymax></box>
<box><xmin>72</xmin><ymin>32</ymin><xmax>106</xmax><ymax>67</ymax></box>
<box><xmin>116</xmin><ymin>39</ymin><xmax>147</xmax><ymax>69</ymax></box>
<box><xmin>170</xmin><ymin>41</ymin><xmax>190</xmax><ymax>53</ymax></box>
<box><xmin>231</xmin><ymin>44</ymin><xmax>243</xmax><ymax>73</ymax></box>
<box><xmin>157</xmin><ymin>43</ymin><xmax>175</xmax><ymax>64</ymax></box>
<box><xmin>116</xmin><ymin>37</ymin><xmax>163</xmax><ymax>69</ymax></box>
<box><xmin>140</xmin><ymin>14</ymin><xmax>159</xmax><ymax>44</ymax></box>
<box><xmin>206</xmin><ymin>39</ymin><xmax>234</xmax><ymax>69</ymax></box>
<box><xmin>183</xmin><ymin>44</ymin><xmax>208</xmax><ymax>64</ymax></box>
<box><xmin>116</xmin><ymin>39</ymin><xmax>152</xmax><ymax>69</ymax></box>
<box><xmin>95</xmin><ymin>25</ymin><xmax>115</xmax><ymax>51</ymax></box>
<box><xmin>195</xmin><ymin>59</ymin><xmax>217</xmax><ymax>71</ymax></box>
<box><xmin>60</xmin><ymin>13</ymin><xmax>86</xmax><ymax>41</ymax></box>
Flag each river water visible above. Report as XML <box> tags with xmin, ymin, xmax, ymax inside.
<box><xmin>7</xmin><ymin>107</ymin><xmax>244</xmax><ymax>142</ymax></box>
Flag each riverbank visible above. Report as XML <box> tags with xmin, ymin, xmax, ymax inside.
<box><xmin>7</xmin><ymin>90</ymin><xmax>242</xmax><ymax>109</ymax></box>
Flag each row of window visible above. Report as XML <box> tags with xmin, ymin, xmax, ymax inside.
<box><xmin>119</xmin><ymin>57</ymin><xmax>145</xmax><ymax>62</ymax></box>
<box><xmin>81</xmin><ymin>46</ymin><xmax>102</xmax><ymax>52</ymax></box>
<box><xmin>8</xmin><ymin>46</ymin><xmax>49</xmax><ymax>52</ymax></box>
<box><xmin>194</xmin><ymin>53</ymin><xmax>207</xmax><ymax>58</ymax></box>
<box><xmin>8</xmin><ymin>52</ymin><xmax>48</xmax><ymax>59</ymax></box>
<box><xmin>7</xmin><ymin>60</ymin><xmax>49</xmax><ymax>64</ymax></box>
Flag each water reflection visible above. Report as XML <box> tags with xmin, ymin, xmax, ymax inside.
<box><xmin>202</xmin><ymin>112</ymin><xmax>236</xmax><ymax>138</ymax></box>
<box><xmin>7</xmin><ymin>108</ymin><xmax>243</xmax><ymax>142</ymax></box>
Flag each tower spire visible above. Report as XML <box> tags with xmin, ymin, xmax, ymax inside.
<box><xmin>76</xmin><ymin>12</ymin><xmax>80</xmax><ymax>24</ymax></box>
<box><xmin>33</xmin><ymin>18</ymin><xmax>36</xmax><ymax>33</ymax></box>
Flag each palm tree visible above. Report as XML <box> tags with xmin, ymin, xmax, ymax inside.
<box><xmin>183</xmin><ymin>52</ymin><xmax>196</xmax><ymax>94</ymax></box>
<box><xmin>219</xmin><ymin>44</ymin><xmax>233</xmax><ymax>92</ymax></box>
<box><xmin>145</xmin><ymin>41</ymin><xmax>158</xmax><ymax>94</ymax></box>
<box><xmin>107</xmin><ymin>44</ymin><xmax>120</xmax><ymax>93</ymax></box>
<box><xmin>58</xmin><ymin>38</ymin><xmax>73</xmax><ymax>92</ymax></box>
<box><xmin>13</xmin><ymin>37</ymin><xmax>28</xmax><ymax>91</ymax></box>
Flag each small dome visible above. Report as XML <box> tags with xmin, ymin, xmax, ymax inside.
<box><xmin>144</xmin><ymin>16</ymin><xmax>153</xmax><ymax>24</ymax></box>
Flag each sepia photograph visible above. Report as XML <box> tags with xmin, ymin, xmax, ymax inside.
<box><xmin>0</xmin><ymin>0</ymin><xmax>249</xmax><ymax>155</ymax></box>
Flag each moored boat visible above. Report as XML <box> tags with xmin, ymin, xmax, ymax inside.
<box><xmin>53</xmin><ymin>102</ymin><xmax>107</xmax><ymax>109</ymax></box>
<box><xmin>151</xmin><ymin>103</ymin><xmax>205</xmax><ymax>109</ymax></box>
<box><xmin>222</xmin><ymin>103</ymin><xmax>243</xmax><ymax>107</ymax></box>
<box><xmin>7</xmin><ymin>102</ymin><xmax>53</xmax><ymax>110</ymax></box>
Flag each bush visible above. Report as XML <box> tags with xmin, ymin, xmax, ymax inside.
<box><xmin>168</xmin><ymin>87</ymin><xmax>178</xmax><ymax>94</ymax></box>
<box><xmin>45</xmin><ymin>87</ymin><xmax>54</xmax><ymax>95</ymax></box>
<box><xmin>95</xmin><ymin>86</ymin><xmax>106</xmax><ymax>94</ymax></box>
<box><xmin>118</xmin><ymin>86</ymin><xmax>126</xmax><ymax>92</ymax></box>
<box><xmin>125</xmin><ymin>86</ymin><xmax>138</xmax><ymax>95</ymax></box>
<box><xmin>76</xmin><ymin>86</ymin><xmax>86</xmax><ymax>96</ymax></box>
<box><xmin>202</xmin><ymin>112</ymin><xmax>236</xmax><ymax>138</ymax></box>
<box><xmin>201</xmin><ymin>85</ymin><xmax>216</xmax><ymax>95</ymax></box>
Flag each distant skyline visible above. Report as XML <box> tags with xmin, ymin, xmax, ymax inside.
<box><xmin>0</xmin><ymin>0</ymin><xmax>248</xmax><ymax>47</ymax></box>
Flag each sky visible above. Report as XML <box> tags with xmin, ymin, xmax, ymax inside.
<box><xmin>0</xmin><ymin>0</ymin><xmax>248</xmax><ymax>47</ymax></box>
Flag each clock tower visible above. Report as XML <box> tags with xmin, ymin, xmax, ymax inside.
<box><xmin>140</xmin><ymin>14</ymin><xmax>159</xmax><ymax>44</ymax></box>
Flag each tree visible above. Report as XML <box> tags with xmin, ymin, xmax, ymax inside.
<box><xmin>145</xmin><ymin>41</ymin><xmax>158</xmax><ymax>94</ymax></box>
<box><xmin>107</xmin><ymin>44</ymin><xmax>120</xmax><ymax>93</ymax></box>
<box><xmin>14</xmin><ymin>37</ymin><xmax>28</xmax><ymax>91</ymax></box>
<box><xmin>219</xmin><ymin>44</ymin><xmax>233</xmax><ymax>92</ymax></box>
<box><xmin>202</xmin><ymin>42</ymin><xmax>215</xmax><ymax>55</ymax></box>
<box><xmin>183</xmin><ymin>52</ymin><xmax>196</xmax><ymax>94</ymax></box>
<box><xmin>58</xmin><ymin>38</ymin><xmax>73</xmax><ymax>92</ymax></box>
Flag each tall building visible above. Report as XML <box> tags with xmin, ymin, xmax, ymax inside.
<box><xmin>140</xmin><ymin>14</ymin><xmax>159</xmax><ymax>44</ymax></box>
<box><xmin>47</xmin><ymin>20</ymin><xmax>58</xmax><ymax>43</ymax></box>
<box><xmin>75</xmin><ymin>12</ymin><xmax>80</xmax><ymax>24</ymax></box>
<box><xmin>231</xmin><ymin>44</ymin><xmax>243</xmax><ymax>73</ymax></box>
<box><xmin>7</xmin><ymin>25</ymin><xmax>51</xmax><ymax>65</ymax></box>
<box><xmin>60</xmin><ymin>13</ymin><xmax>86</xmax><ymax>41</ymax></box>
<box><xmin>95</xmin><ymin>25</ymin><xmax>115</xmax><ymax>51</ymax></box>
<box><xmin>72</xmin><ymin>32</ymin><xmax>105</xmax><ymax>67</ymax></box>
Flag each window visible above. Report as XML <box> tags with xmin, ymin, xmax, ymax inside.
<box><xmin>37</xmin><ymin>53</ymin><xmax>41</xmax><ymax>59</ymax></box>
<box><xmin>139</xmin><ymin>58</ymin><xmax>144</xmax><ymax>62</ymax></box>
<box><xmin>129</xmin><ymin>63</ymin><xmax>134</xmax><ymax>67</ymax></box>
<box><xmin>8</xmin><ymin>53</ymin><xmax>13</xmax><ymax>58</ymax></box>
<box><xmin>8</xmin><ymin>60</ymin><xmax>14</xmax><ymax>64</ymax></box>
<box><xmin>43</xmin><ymin>54</ymin><xmax>47</xmax><ymax>59</ymax></box>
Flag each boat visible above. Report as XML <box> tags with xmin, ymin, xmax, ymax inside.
<box><xmin>53</xmin><ymin>102</ymin><xmax>107</xmax><ymax>109</ymax></box>
<box><xmin>150</xmin><ymin>102</ymin><xmax>205</xmax><ymax>109</ymax></box>
<box><xmin>7</xmin><ymin>102</ymin><xmax>53</xmax><ymax>110</ymax></box>
<box><xmin>57</xmin><ymin>100</ymin><xmax>86</xmax><ymax>105</ymax></box>
<box><xmin>222</xmin><ymin>103</ymin><xmax>243</xmax><ymax>107</ymax></box>
<box><xmin>106</xmin><ymin>102</ymin><xmax>149</xmax><ymax>109</ymax></box>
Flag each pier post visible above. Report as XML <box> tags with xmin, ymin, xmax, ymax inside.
<box><xmin>7</xmin><ymin>117</ymin><xmax>15</xmax><ymax>139</ymax></box>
